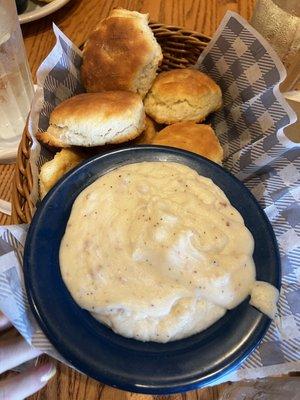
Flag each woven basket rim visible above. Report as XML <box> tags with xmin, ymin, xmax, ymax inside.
<box><xmin>149</xmin><ymin>21</ymin><xmax>211</xmax><ymax>38</ymax></box>
<box><xmin>11</xmin><ymin>21</ymin><xmax>211</xmax><ymax>224</ymax></box>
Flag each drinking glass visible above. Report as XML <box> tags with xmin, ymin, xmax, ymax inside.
<box><xmin>0</xmin><ymin>0</ymin><xmax>34</xmax><ymax>162</ymax></box>
<box><xmin>251</xmin><ymin>0</ymin><xmax>300</xmax><ymax>142</ymax></box>
<box><xmin>251</xmin><ymin>0</ymin><xmax>300</xmax><ymax>92</ymax></box>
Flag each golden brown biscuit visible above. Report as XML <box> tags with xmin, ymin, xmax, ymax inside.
<box><xmin>36</xmin><ymin>91</ymin><xmax>145</xmax><ymax>148</ymax></box>
<box><xmin>133</xmin><ymin>116</ymin><xmax>157</xmax><ymax>144</ymax></box>
<box><xmin>81</xmin><ymin>9</ymin><xmax>162</xmax><ymax>98</ymax></box>
<box><xmin>144</xmin><ymin>69</ymin><xmax>222</xmax><ymax>124</ymax></box>
<box><xmin>39</xmin><ymin>149</ymin><xmax>86</xmax><ymax>199</ymax></box>
<box><xmin>151</xmin><ymin>122</ymin><xmax>223</xmax><ymax>163</ymax></box>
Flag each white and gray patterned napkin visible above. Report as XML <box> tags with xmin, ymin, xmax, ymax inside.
<box><xmin>0</xmin><ymin>11</ymin><xmax>299</xmax><ymax>384</ymax></box>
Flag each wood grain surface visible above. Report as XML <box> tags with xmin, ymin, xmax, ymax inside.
<box><xmin>0</xmin><ymin>1</ymin><xmax>256</xmax><ymax>398</ymax></box>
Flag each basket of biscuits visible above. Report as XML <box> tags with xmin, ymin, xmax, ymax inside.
<box><xmin>6</xmin><ymin>7</ymin><xmax>297</xmax><ymax>392</ymax></box>
<box><xmin>11</xmin><ymin>8</ymin><xmax>220</xmax><ymax>223</ymax></box>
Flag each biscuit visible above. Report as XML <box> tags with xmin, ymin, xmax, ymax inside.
<box><xmin>151</xmin><ymin>122</ymin><xmax>223</xmax><ymax>163</ymax></box>
<box><xmin>36</xmin><ymin>91</ymin><xmax>146</xmax><ymax>148</ymax></box>
<box><xmin>133</xmin><ymin>116</ymin><xmax>157</xmax><ymax>144</ymax></box>
<box><xmin>144</xmin><ymin>68</ymin><xmax>222</xmax><ymax>124</ymax></box>
<box><xmin>39</xmin><ymin>149</ymin><xmax>86</xmax><ymax>199</ymax></box>
<box><xmin>81</xmin><ymin>8</ymin><xmax>163</xmax><ymax>98</ymax></box>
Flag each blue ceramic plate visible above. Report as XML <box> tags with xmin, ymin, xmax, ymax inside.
<box><xmin>24</xmin><ymin>146</ymin><xmax>280</xmax><ymax>394</ymax></box>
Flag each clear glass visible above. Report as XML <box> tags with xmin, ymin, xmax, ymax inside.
<box><xmin>0</xmin><ymin>0</ymin><xmax>34</xmax><ymax>163</ymax></box>
<box><xmin>251</xmin><ymin>0</ymin><xmax>300</xmax><ymax>92</ymax></box>
<box><xmin>251</xmin><ymin>0</ymin><xmax>300</xmax><ymax>143</ymax></box>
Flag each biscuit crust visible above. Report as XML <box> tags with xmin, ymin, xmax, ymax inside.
<box><xmin>151</xmin><ymin>122</ymin><xmax>223</xmax><ymax>163</ymax></box>
<box><xmin>39</xmin><ymin>149</ymin><xmax>86</xmax><ymax>199</ymax></box>
<box><xmin>37</xmin><ymin>91</ymin><xmax>146</xmax><ymax>147</ymax></box>
<box><xmin>81</xmin><ymin>9</ymin><xmax>162</xmax><ymax>98</ymax></box>
<box><xmin>144</xmin><ymin>69</ymin><xmax>222</xmax><ymax>124</ymax></box>
<box><xmin>133</xmin><ymin>116</ymin><xmax>157</xmax><ymax>144</ymax></box>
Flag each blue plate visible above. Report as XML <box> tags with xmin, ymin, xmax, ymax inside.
<box><xmin>24</xmin><ymin>146</ymin><xmax>280</xmax><ymax>394</ymax></box>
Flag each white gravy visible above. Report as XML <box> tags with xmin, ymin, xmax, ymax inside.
<box><xmin>60</xmin><ymin>162</ymin><xmax>277</xmax><ymax>342</ymax></box>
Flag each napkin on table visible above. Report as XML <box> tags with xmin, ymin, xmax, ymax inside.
<box><xmin>0</xmin><ymin>11</ymin><xmax>300</xmax><ymax>384</ymax></box>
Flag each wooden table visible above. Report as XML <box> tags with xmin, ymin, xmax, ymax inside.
<box><xmin>0</xmin><ymin>1</ymin><xmax>256</xmax><ymax>398</ymax></box>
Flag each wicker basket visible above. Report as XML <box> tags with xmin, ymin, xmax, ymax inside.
<box><xmin>11</xmin><ymin>22</ymin><xmax>211</xmax><ymax>224</ymax></box>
